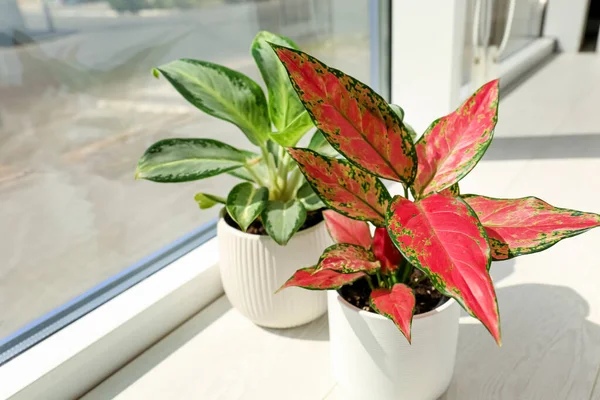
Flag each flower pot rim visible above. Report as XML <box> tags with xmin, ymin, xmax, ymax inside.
<box><xmin>334</xmin><ymin>291</ymin><xmax>456</xmax><ymax>321</ymax></box>
<box><xmin>218</xmin><ymin>208</ymin><xmax>326</xmax><ymax>241</ymax></box>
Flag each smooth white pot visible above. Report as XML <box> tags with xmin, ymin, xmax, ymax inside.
<box><xmin>217</xmin><ymin>215</ymin><xmax>332</xmax><ymax>329</ymax></box>
<box><xmin>328</xmin><ymin>291</ymin><xmax>460</xmax><ymax>400</ymax></box>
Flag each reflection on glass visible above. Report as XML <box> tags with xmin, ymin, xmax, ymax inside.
<box><xmin>0</xmin><ymin>0</ymin><xmax>374</xmax><ymax>339</ymax></box>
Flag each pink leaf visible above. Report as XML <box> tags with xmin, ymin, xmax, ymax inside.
<box><xmin>272</xmin><ymin>45</ymin><xmax>417</xmax><ymax>184</ymax></box>
<box><xmin>323</xmin><ymin>209</ymin><xmax>372</xmax><ymax>248</ymax></box>
<box><xmin>316</xmin><ymin>243</ymin><xmax>380</xmax><ymax>274</ymax></box>
<box><xmin>413</xmin><ymin>80</ymin><xmax>499</xmax><ymax>197</ymax></box>
<box><xmin>439</xmin><ymin>183</ymin><xmax>460</xmax><ymax>197</ymax></box>
<box><xmin>386</xmin><ymin>194</ymin><xmax>501</xmax><ymax>345</ymax></box>
<box><xmin>464</xmin><ymin>195</ymin><xmax>600</xmax><ymax>260</ymax></box>
<box><xmin>372</xmin><ymin>227</ymin><xmax>404</xmax><ymax>275</ymax></box>
<box><xmin>288</xmin><ymin>148</ymin><xmax>390</xmax><ymax>226</ymax></box>
<box><xmin>370</xmin><ymin>284</ymin><xmax>415</xmax><ymax>343</ymax></box>
<box><xmin>278</xmin><ymin>266</ymin><xmax>365</xmax><ymax>292</ymax></box>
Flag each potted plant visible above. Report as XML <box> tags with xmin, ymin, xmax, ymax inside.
<box><xmin>134</xmin><ymin>31</ymin><xmax>338</xmax><ymax>329</ymax></box>
<box><xmin>272</xmin><ymin>44</ymin><xmax>600</xmax><ymax>399</ymax></box>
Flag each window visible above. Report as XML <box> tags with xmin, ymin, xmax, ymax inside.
<box><xmin>0</xmin><ymin>0</ymin><xmax>387</xmax><ymax>364</ymax></box>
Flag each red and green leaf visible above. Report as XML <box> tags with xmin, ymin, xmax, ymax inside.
<box><xmin>272</xmin><ymin>45</ymin><xmax>417</xmax><ymax>184</ymax></box>
<box><xmin>288</xmin><ymin>148</ymin><xmax>390</xmax><ymax>226</ymax></box>
<box><xmin>323</xmin><ymin>210</ymin><xmax>372</xmax><ymax>248</ymax></box>
<box><xmin>386</xmin><ymin>194</ymin><xmax>501</xmax><ymax>345</ymax></box>
<box><xmin>413</xmin><ymin>80</ymin><xmax>499</xmax><ymax>197</ymax></box>
<box><xmin>464</xmin><ymin>195</ymin><xmax>600</xmax><ymax>260</ymax></box>
<box><xmin>277</xmin><ymin>266</ymin><xmax>365</xmax><ymax>292</ymax></box>
<box><xmin>372</xmin><ymin>227</ymin><xmax>404</xmax><ymax>275</ymax></box>
<box><xmin>316</xmin><ymin>243</ymin><xmax>380</xmax><ymax>274</ymax></box>
<box><xmin>370</xmin><ymin>284</ymin><xmax>415</xmax><ymax>343</ymax></box>
<box><xmin>439</xmin><ymin>183</ymin><xmax>460</xmax><ymax>197</ymax></box>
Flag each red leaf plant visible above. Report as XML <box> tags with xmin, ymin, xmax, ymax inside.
<box><xmin>273</xmin><ymin>44</ymin><xmax>600</xmax><ymax>345</ymax></box>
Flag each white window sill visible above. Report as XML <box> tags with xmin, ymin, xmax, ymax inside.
<box><xmin>0</xmin><ymin>238</ymin><xmax>222</xmax><ymax>400</ymax></box>
<box><xmin>82</xmin><ymin>295</ymin><xmax>338</xmax><ymax>400</ymax></box>
<box><xmin>80</xmin><ymin>154</ymin><xmax>600</xmax><ymax>399</ymax></box>
<box><xmin>82</xmin><ymin>239</ymin><xmax>600</xmax><ymax>400</ymax></box>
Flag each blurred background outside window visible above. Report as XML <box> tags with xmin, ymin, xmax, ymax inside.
<box><xmin>0</xmin><ymin>0</ymin><xmax>383</xmax><ymax>343</ymax></box>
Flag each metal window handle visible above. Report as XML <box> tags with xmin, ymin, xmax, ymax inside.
<box><xmin>472</xmin><ymin>0</ymin><xmax>493</xmax><ymax>63</ymax></box>
<box><xmin>496</xmin><ymin>0</ymin><xmax>516</xmax><ymax>60</ymax></box>
<box><xmin>482</xmin><ymin>0</ymin><xmax>493</xmax><ymax>48</ymax></box>
<box><xmin>472</xmin><ymin>0</ymin><xmax>482</xmax><ymax>63</ymax></box>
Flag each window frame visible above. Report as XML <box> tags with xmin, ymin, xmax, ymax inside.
<box><xmin>0</xmin><ymin>1</ymin><xmax>393</xmax><ymax>397</ymax></box>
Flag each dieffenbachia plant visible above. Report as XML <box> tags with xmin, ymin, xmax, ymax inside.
<box><xmin>273</xmin><ymin>44</ymin><xmax>600</xmax><ymax>345</ymax></box>
<box><xmin>134</xmin><ymin>31</ymin><xmax>341</xmax><ymax>245</ymax></box>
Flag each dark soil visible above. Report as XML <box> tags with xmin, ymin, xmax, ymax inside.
<box><xmin>224</xmin><ymin>208</ymin><xmax>325</xmax><ymax>235</ymax></box>
<box><xmin>340</xmin><ymin>269</ymin><xmax>449</xmax><ymax>315</ymax></box>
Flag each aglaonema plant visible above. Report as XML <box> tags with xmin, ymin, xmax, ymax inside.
<box><xmin>272</xmin><ymin>44</ymin><xmax>600</xmax><ymax>345</ymax></box>
<box><xmin>134</xmin><ymin>31</ymin><xmax>340</xmax><ymax>245</ymax></box>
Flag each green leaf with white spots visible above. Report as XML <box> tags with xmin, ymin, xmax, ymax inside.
<box><xmin>154</xmin><ymin>59</ymin><xmax>270</xmax><ymax>146</ymax></box>
<box><xmin>389</xmin><ymin>104</ymin><xmax>417</xmax><ymax>142</ymax></box>
<box><xmin>136</xmin><ymin>138</ymin><xmax>258</xmax><ymax>182</ymax></box>
<box><xmin>389</xmin><ymin>104</ymin><xmax>405</xmax><ymax>121</ymax></box>
<box><xmin>251</xmin><ymin>31</ymin><xmax>308</xmax><ymax>134</ymax></box>
<box><xmin>227</xmin><ymin>162</ymin><xmax>268</xmax><ymax>182</ymax></box>
<box><xmin>296</xmin><ymin>181</ymin><xmax>325</xmax><ymax>211</ymax></box>
<box><xmin>226</xmin><ymin>182</ymin><xmax>269</xmax><ymax>231</ymax></box>
<box><xmin>261</xmin><ymin>199</ymin><xmax>307</xmax><ymax>246</ymax></box>
<box><xmin>269</xmin><ymin>111</ymin><xmax>314</xmax><ymax>147</ymax></box>
<box><xmin>308</xmin><ymin>129</ymin><xmax>338</xmax><ymax>157</ymax></box>
<box><xmin>266</xmin><ymin>139</ymin><xmax>282</xmax><ymax>167</ymax></box>
<box><xmin>194</xmin><ymin>193</ymin><xmax>226</xmax><ymax>209</ymax></box>
<box><xmin>404</xmin><ymin>122</ymin><xmax>418</xmax><ymax>142</ymax></box>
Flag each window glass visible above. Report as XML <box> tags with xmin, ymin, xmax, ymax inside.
<box><xmin>491</xmin><ymin>0</ymin><xmax>545</xmax><ymax>61</ymax></box>
<box><xmin>462</xmin><ymin>0</ymin><xmax>546</xmax><ymax>85</ymax></box>
<box><xmin>0</xmin><ymin>0</ymin><xmax>376</xmax><ymax>340</ymax></box>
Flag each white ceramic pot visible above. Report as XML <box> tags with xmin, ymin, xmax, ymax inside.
<box><xmin>328</xmin><ymin>290</ymin><xmax>460</xmax><ymax>400</ymax></box>
<box><xmin>217</xmin><ymin>215</ymin><xmax>332</xmax><ymax>329</ymax></box>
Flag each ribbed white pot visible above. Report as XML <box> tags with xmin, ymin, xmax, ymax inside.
<box><xmin>217</xmin><ymin>215</ymin><xmax>332</xmax><ymax>329</ymax></box>
<box><xmin>328</xmin><ymin>291</ymin><xmax>460</xmax><ymax>400</ymax></box>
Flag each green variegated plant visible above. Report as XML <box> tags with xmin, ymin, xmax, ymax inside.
<box><xmin>135</xmin><ymin>31</ymin><xmax>341</xmax><ymax>245</ymax></box>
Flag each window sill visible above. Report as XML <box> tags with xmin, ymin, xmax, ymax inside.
<box><xmin>83</xmin><ymin>295</ymin><xmax>338</xmax><ymax>400</ymax></box>
<box><xmin>0</xmin><ymin>238</ymin><xmax>222</xmax><ymax>400</ymax></box>
<box><xmin>82</xmin><ymin>157</ymin><xmax>600</xmax><ymax>400</ymax></box>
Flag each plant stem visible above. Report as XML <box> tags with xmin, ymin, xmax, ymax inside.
<box><xmin>365</xmin><ymin>275</ymin><xmax>375</xmax><ymax>291</ymax></box>
<box><xmin>277</xmin><ymin>145</ymin><xmax>287</xmax><ymax>169</ymax></box>
<box><xmin>400</xmin><ymin>263</ymin><xmax>413</xmax><ymax>284</ymax></box>
<box><xmin>284</xmin><ymin>168</ymin><xmax>303</xmax><ymax>200</ymax></box>
<box><xmin>403</xmin><ymin>185</ymin><xmax>409</xmax><ymax>199</ymax></box>
<box><xmin>375</xmin><ymin>270</ymin><xmax>383</xmax><ymax>287</ymax></box>
<box><xmin>261</xmin><ymin>146</ymin><xmax>280</xmax><ymax>196</ymax></box>
<box><xmin>277</xmin><ymin>148</ymin><xmax>288</xmax><ymax>189</ymax></box>
<box><xmin>244</xmin><ymin>164</ymin><xmax>268</xmax><ymax>188</ymax></box>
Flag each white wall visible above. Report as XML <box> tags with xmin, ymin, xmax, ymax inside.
<box><xmin>391</xmin><ymin>0</ymin><xmax>466</xmax><ymax>134</ymax></box>
<box><xmin>544</xmin><ymin>0</ymin><xmax>591</xmax><ymax>52</ymax></box>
